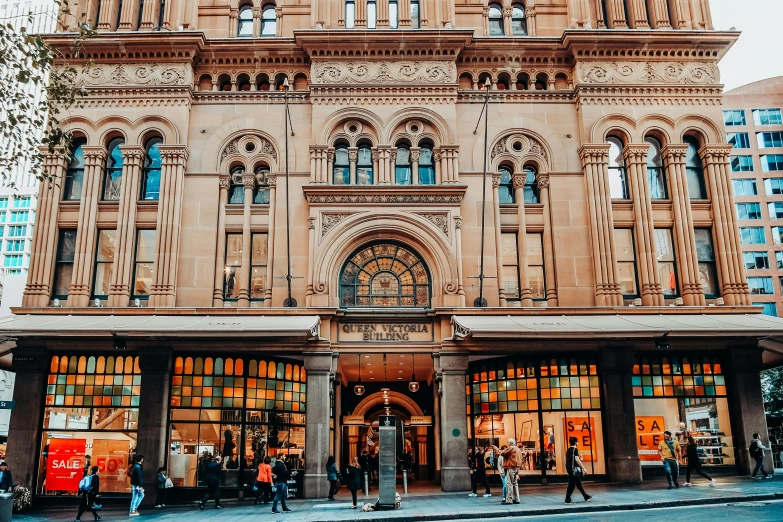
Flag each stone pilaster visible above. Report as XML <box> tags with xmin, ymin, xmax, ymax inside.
<box><xmin>306</xmin><ymin>216</ymin><xmax>316</xmax><ymax>305</ymax></box>
<box><xmin>149</xmin><ymin>146</ymin><xmax>188</xmax><ymax>307</ymax></box>
<box><xmin>117</xmin><ymin>0</ymin><xmax>140</xmax><ymax>30</ymax></box>
<box><xmin>68</xmin><ymin>146</ymin><xmax>106</xmax><ymax>307</ymax></box>
<box><xmin>537</xmin><ymin>174</ymin><xmax>558</xmax><ymax>306</ymax></box>
<box><xmin>213</xmin><ymin>175</ymin><xmax>230</xmax><ymax>306</ymax></box>
<box><xmin>109</xmin><ymin>146</ymin><xmax>144</xmax><ymax>307</ymax></box>
<box><xmin>97</xmin><ymin>0</ymin><xmax>118</xmax><ymax>30</ymax></box>
<box><xmin>491</xmin><ymin>173</ymin><xmax>506</xmax><ymax>306</ymax></box>
<box><xmin>606</xmin><ymin>0</ymin><xmax>628</xmax><ymax>27</ymax></box>
<box><xmin>410</xmin><ymin>147</ymin><xmax>420</xmax><ymax>185</ymax></box>
<box><xmin>377</xmin><ymin>0</ymin><xmax>390</xmax><ymax>27</ymax></box>
<box><xmin>139</xmin><ymin>0</ymin><xmax>160</xmax><ymax>29</ymax></box>
<box><xmin>24</xmin><ymin>149</ymin><xmax>66</xmax><ymax>307</ymax></box>
<box><xmin>625</xmin><ymin>0</ymin><xmax>649</xmax><ymax>27</ymax></box>
<box><xmin>265</xmin><ymin>175</ymin><xmax>277</xmax><ymax>305</ymax></box>
<box><xmin>398</xmin><ymin>0</ymin><xmax>411</xmax><ymax>26</ymax></box>
<box><xmin>303</xmin><ymin>351</ymin><xmax>337</xmax><ymax>498</ymax></box>
<box><xmin>648</xmin><ymin>0</ymin><xmax>672</xmax><ymax>28</ymax></box>
<box><xmin>512</xmin><ymin>173</ymin><xmax>533</xmax><ymax>306</ymax></box>
<box><xmin>237</xmin><ymin>173</ymin><xmax>255</xmax><ymax>307</ymax></box>
<box><xmin>435</xmin><ymin>352</ymin><xmax>470</xmax><ymax>492</ymax></box>
<box><xmin>453</xmin><ymin>216</ymin><xmax>465</xmax><ymax>302</ymax></box>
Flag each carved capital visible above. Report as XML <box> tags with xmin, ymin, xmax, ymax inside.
<box><xmin>536</xmin><ymin>174</ymin><xmax>550</xmax><ymax>190</ymax></box>
<box><xmin>252</xmin><ymin>7</ymin><xmax>263</xmax><ymax>18</ymax></box>
<box><xmin>159</xmin><ymin>146</ymin><xmax>190</xmax><ymax>165</ymax></box>
<box><xmin>308</xmin><ymin>217</ymin><xmax>316</xmax><ymax>230</ymax></box>
<box><xmin>120</xmin><ymin>146</ymin><xmax>145</xmax><ymax>166</ymax></box>
<box><xmin>492</xmin><ymin>173</ymin><xmax>501</xmax><ymax>188</ymax></box>
<box><xmin>266</xmin><ymin>174</ymin><xmax>277</xmax><ymax>186</ymax></box>
<box><xmin>82</xmin><ymin>146</ymin><xmax>108</xmax><ymax>164</ymax></box>
<box><xmin>229</xmin><ymin>9</ymin><xmax>239</xmax><ymax>20</ymax></box>
<box><xmin>242</xmin><ymin>174</ymin><xmax>256</xmax><ymax>188</ymax></box>
<box><xmin>454</xmin><ymin>215</ymin><xmax>462</xmax><ymax>229</ymax></box>
<box><xmin>327</xmin><ymin>151</ymin><xmax>335</xmax><ymax>162</ymax></box>
<box><xmin>348</xmin><ymin>150</ymin><xmax>358</xmax><ymax>162</ymax></box>
<box><xmin>219</xmin><ymin>175</ymin><xmax>230</xmax><ymax>190</ymax></box>
<box><xmin>512</xmin><ymin>173</ymin><xmax>526</xmax><ymax>188</ymax></box>
<box><xmin>433</xmin><ymin>151</ymin><xmax>442</xmax><ymax>162</ymax></box>
<box><xmin>371</xmin><ymin>150</ymin><xmax>379</xmax><ymax>162</ymax></box>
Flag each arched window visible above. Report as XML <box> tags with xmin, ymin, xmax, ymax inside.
<box><xmin>395</xmin><ymin>144</ymin><xmax>412</xmax><ymax>185</ymax></box>
<box><xmin>357</xmin><ymin>145</ymin><xmax>373</xmax><ymax>185</ymax></box>
<box><xmin>228</xmin><ymin>165</ymin><xmax>246</xmax><ymax>204</ymax></box>
<box><xmin>367</xmin><ymin>0</ymin><xmax>377</xmax><ymax>28</ymax></box>
<box><xmin>333</xmin><ymin>146</ymin><xmax>350</xmax><ymax>185</ymax></box>
<box><xmin>345</xmin><ymin>0</ymin><xmax>355</xmax><ymax>28</ymax></box>
<box><xmin>237</xmin><ymin>5</ymin><xmax>253</xmax><ymax>36</ymax></box>
<box><xmin>645</xmin><ymin>136</ymin><xmax>667</xmax><ymax>199</ymax></box>
<box><xmin>499</xmin><ymin>165</ymin><xmax>514</xmax><ymax>203</ymax></box>
<box><xmin>488</xmin><ymin>3</ymin><xmax>504</xmax><ymax>35</ymax></box>
<box><xmin>389</xmin><ymin>0</ymin><xmax>398</xmax><ymax>28</ymax></box>
<box><xmin>63</xmin><ymin>137</ymin><xmax>86</xmax><ymax>201</ymax></box>
<box><xmin>261</xmin><ymin>5</ymin><xmax>276</xmax><ymax>36</ymax></box>
<box><xmin>410</xmin><ymin>0</ymin><xmax>420</xmax><ymax>28</ymax></box>
<box><xmin>101</xmin><ymin>138</ymin><xmax>123</xmax><ymax>201</ymax></box>
<box><xmin>523</xmin><ymin>166</ymin><xmax>539</xmax><ymax>203</ymax></box>
<box><xmin>253</xmin><ymin>165</ymin><xmax>270</xmax><ymax>204</ymax></box>
<box><xmin>512</xmin><ymin>3</ymin><xmax>527</xmax><ymax>35</ymax></box>
<box><xmin>684</xmin><ymin>136</ymin><xmax>707</xmax><ymax>200</ymax></box>
<box><xmin>607</xmin><ymin>136</ymin><xmax>629</xmax><ymax>199</ymax></box>
<box><xmin>340</xmin><ymin>242</ymin><xmax>431</xmax><ymax>307</ymax></box>
<box><xmin>419</xmin><ymin>145</ymin><xmax>435</xmax><ymax>185</ymax></box>
<box><xmin>140</xmin><ymin>136</ymin><xmax>162</xmax><ymax>201</ymax></box>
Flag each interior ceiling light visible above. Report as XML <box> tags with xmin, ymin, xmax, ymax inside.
<box><xmin>354</xmin><ymin>354</ymin><xmax>365</xmax><ymax>396</ymax></box>
<box><xmin>408</xmin><ymin>354</ymin><xmax>420</xmax><ymax>393</ymax></box>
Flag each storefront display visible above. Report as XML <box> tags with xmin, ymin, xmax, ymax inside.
<box><xmin>632</xmin><ymin>356</ymin><xmax>735</xmax><ymax>467</ymax></box>
<box><xmin>466</xmin><ymin>357</ymin><xmax>605</xmax><ymax>477</ymax></box>
<box><xmin>168</xmin><ymin>356</ymin><xmax>306</xmax><ymax>491</ymax></box>
<box><xmin>38</xmin><ymin>355</ymin><xmax>140</xmax><ymax>495</ymax></box>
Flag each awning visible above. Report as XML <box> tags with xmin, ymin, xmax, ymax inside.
<box><xmin>451</xmin><ymin>313</ymin><xmax>783</xmax><ymax>339</ymax></box>
<box><xmin>0</xmin><ymin>314</ymin><xmax>321</xmax><ymax>339</ymax></box>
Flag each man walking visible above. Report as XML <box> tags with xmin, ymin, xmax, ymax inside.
<box><xmin>199</xmin><ymin>456</ymin><xmax>223</xmax><ymax>510</ymax></box>
<box><xmin>499</xmin><ymin>439</ymin><xmax>522</xmax><ymax>505</ymax></box>
<box><xmin>271</xmin><ymin>454</ymin><xmax>293</xmax><ymax>514</ymax></box>
<box><xmin>129</xmin><ymin>455</ymin><xmax>144</xmax><ymax>516</ymax></box>
<box><xmin>658</xmin><ymin>431</ymin><xmax>681</xmax><ymax>489</ymax></box>
<box><xmin>750</xmin><ymin>433</ymin><xmax>773</xmax><ymax>479</ymax></box>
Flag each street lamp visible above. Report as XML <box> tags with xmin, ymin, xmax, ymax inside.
<box><xmin>354</xmin><ymin>354</ymin><xmax>366</xmax><ymax>396</ymax></box>
<box><xmin>282</xmin><ymin>76</ymin><xmax>296</xmax><ymax>307</ymax></box>
<box><xmin>472</xmin><ymin>81</ymin><xmax>492</xmax><ymax>307</ymax></box>
<box><xmin>408</xmin><ymin>354</ymin><xmax>419</xmax><ymax>393</ymax></box>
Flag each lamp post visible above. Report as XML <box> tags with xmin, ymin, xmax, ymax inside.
<box><xmin>282</xmin><ymin>77</ymin><xmax>296</xmax><ymax>307</ymax></box>
<box><xmin>472</xmin><ymin>81</ymin><xmax>492</xmax><ymax>307</ymax></box>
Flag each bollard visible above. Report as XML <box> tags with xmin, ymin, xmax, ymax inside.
<box><xmin>0</xmin><ymin>492</ymin><xmax>12</xmax><ymax>522</ymax></box>
<box><xmin>403</xmin><ymin>470</ymin><xmax>408</xmax><ymax>494</ymax></box>
<box><xmin>364</xmin><ymin>471</ymin><xmax>369</xmax><ymax>496</ymax></box>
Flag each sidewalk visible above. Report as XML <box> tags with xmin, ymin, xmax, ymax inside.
<box><xmin>15</xmin><ymin>475</ymin><xmax>783</xmax><ymax>521</ymax></box>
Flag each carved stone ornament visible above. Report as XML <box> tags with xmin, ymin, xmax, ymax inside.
<box><xmin>311</xmin><ymin>61</ymin><xmax>457</xmax><ymax>84</ymax></box>
<box><xmin>536</xmin><ymin>174</ymin><xmax>550</xmax><ymax>190</ymax></box>
<box><xmin>308</xmin><ymin>194</ymin><xmax>462</xmax><ymax>205</ymax></box>
<box><xmin>69</xmin><ymin>63</ymin><xmax>192</xmax><ymax>87</ymax></box>
<box><xmin>221</xmin><ymin>135</ymin><xmax>278</xmax><ymax>163</ymax></box>
<box><xmin>577</xmin><ymin>62</ymin><xmax>720</xmax><ymax>85</ymax></box>
<box><xmin>321</xmin><ymin>213</ymin><xmax>354</xmax><ymax>237</ymax></box>
<box><xmin>491</xmin><ymin>133</ymin><xmax>550</xmax><ymax>165</ymax></box>
<box><xmin>415</xmin><ymin>212</ymin><xmax>449</xmax><ymax>236</ymax></box>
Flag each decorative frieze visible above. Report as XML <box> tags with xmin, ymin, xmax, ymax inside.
<box><xmin>577</xmin><ymin>61</ymin><xmax>719</xmax><ymax>85</ymax></box>
<box><xmin>321</xmin><ymin>213</ymin><xmax>355</xmax><ymax>238</ymax></box>
<box><xmin>311</xmin><ymin>61</ymin><xmax>456</xmax><ymax>84</ymax></box>
<box><xmin>414</xmin><ymin>212</ymin><xmax>450</xmax><ymax>237</ymax></box>
<box><xmin>307</xmin><ymin>193</ymin><xmax>462</xmax><ymax>205</ymax></box>
<box><xmin>68</xmin><ymin>63</ymin><xmax>193</xmax><ymax>88</ymax></box>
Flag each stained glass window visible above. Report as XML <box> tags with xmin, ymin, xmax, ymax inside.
<box><xmin>539</xmin><ymin>358</ymin><xmax>600</xmax><ymax>410</ymax></box>
<box><xmin>632</xmin><ymin>356</ymin><xmax>726</xmax><ymax>398</ymax></box>
<box><xmin>46</xmin><ymin>355</ymin><xmax>141</xmax><ymax>407</ymax></box>
<box><xmin>339</xmin><ymin>242</ymin><xmax>431</xmax><ymax>308</ymax></box>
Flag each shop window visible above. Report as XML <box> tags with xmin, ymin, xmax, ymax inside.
<box><xmin>52</xmin><ymin>229</ymin><xmax>77</xmax><ymax>300</ymax></box>
<box><xmin>339</xmin><ymin>242</ymin><xmax>431</xmax><ymax>307</ymax></box>
<box><xmin>91</xmin><ymin>230</ymin><xmax>117</xmax><ymax>300</ymax></box>
<box><xmin>498</xmin><ymin>165</ymin><xmax>514</xmax><ymax>203</ymax></box>
<box><xmin>607</xmin><ymin>136</ymin><xmax>629</xmax><ymax>199</ymax></box>
<box><xmin>695</xmin><ymin>229</ymin><xmax>719</xmax><ymax>297</ymax></box>
<box><xmin>632</xmin><ymin>356</ymin><xmax>734</xmax><ymax>467</ymax></box>
<box><xmin>103</xmin><ymin>137</ymin><xmax>124</xmax><ymax>201</ymax></box>
<box><xmin>501</xmin><ymin>233</ymin><xmax>520</xmax><ymax>300</ymax></box>
<box><xmin>614</xmin><ymin>228</ymin><xmax>638</xmax><ymax>297</ymax></box>
<box><xmin>654</xmin><ymin>229</ymin><xmax>678</xmax><ymax>297</ymax></box>
<box><xmin>645</xmin><ymin>136</ymin><xmax>667</xmax><ymax>199</ymax></box>
<box><xmin>527</xmin><ymin>233</ymin><xmax>545</xmax><ymax>300</ymax></box>
<box><xmin>40</xmin><ymin>355</ymin><xmax>140</xmax><ymax>495</ymax></box>
<box><xmin>168</xmin><ymin>356</ymin><xmax>306</xmax><ymax>489</ymax></box>
<box><xmin>132</xmin><ymin>230</ymin><xmax>156</xmax><ymax>299</ymax></box>
<box><xmin>63</xmin><ymin>137</ymin><xmax>86</xmax><ymax>201</ymax></box>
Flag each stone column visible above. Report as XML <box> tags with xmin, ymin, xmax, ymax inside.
<box><xmin>265</xmin><ymin>175</ymin><xmax>277</xmax><ymax>304</ymax></box>
<box><xmin>491</xmin><ymin>173</ymin><xmax>506</xmax><ymax>306</ymax></box>
<box><xmin>625</xmin><ymin>144</ymin><xmax>664</xmax><ymax>306</ymax></box>
<box><xmin>440</xmin><ymin>148</ymin><xmax>451</xmax><ymax>183</ymax></box>
<box><xmin>326</xmin><ymin>150</ymin><xmax>334</xmax><ymax>185</ymax></box>
<box><xmin>24</xmin><ymin>149</ymin><xmax>66</xmax><ymax>307</ymax></box>
<box><xmin>371</xmin><ymin>150</ymin><xmax>380</xmax><ymax>185</ymax></box>
<box><xmin>579</xmin><ymin>145</ymin><xmax>622</xmax><ymax>306</ymax></box>
<box><xmin>253</xmin><ymin>6</ymin><xmax>262</xmax><ymax>35</ymax></box>
<box><xmin>647</xmin><ymin>0</ymin><xmax>672</xmax><ymax>28</ymax></box>
<box><xmin>432</xmin><ymin>371</ymin><xmax>442</xmax><ymax>483</ymax></box>
<box><xmin>662</xmin><ymin>145</ymin><xmax>703</xmax><ymax>305</ymax></box>
<box><xmin>236</xmin><ymin>174</ymin><xmax>254</xmax><ymax>307</ymax></box>
<box><xmin>420</xmin><ymin>0</ymin><xmax>428</xmax><ymax>25</ymax></box>
<box><xmin>136</xmin><ymin>347</ymin><xmax>172</xmax><ymax>506</ymax></box>
<box><xmin>512</xmin><ymin>173</ymin><xmax>533</xmax><ymax>306</ymax></box>
<box><xmin>606</xmin><ymin>0</ymin><xmax>628</xmax><ymax>27</ymax></box>
<box><xmin>538</xmin><ymin>174</ymin><xmax>558</xmax><ymax>306</ymax></box>
<box><xmin>433</xmin><ymin>151</ymin><xmax>442</xmax><ymax>184</ymax></box>
<box><xmin>670</xmin><ymin>0</ymin><xmax>689</xmax><ymax>28</ymax></box>
<box><xmin>68</xmin><ymin>147</ymin><xmax>106</xmax><ymax>307</ymax></box>
<box><xmin>452</xmin><ymin>148</ymin><xmax>460</xmax><ymax>184</ymax></box>
<box><xmin>6</xmin><ymin>346</ymin><xmax>48</xmax><ymax>489</ymax></box>
<box><xmin>109</xmin><ymin>146</ymin><xmax>144</xmax><ymax>307</ymax></box>
<box><xmin>626</xmin><ymin>0</ymin><xmax>649</xmax><ymax>27</ymax></box>
<box><xmin>378</xmin><ymin>146</ymin><xmax>392</xmax><ymax>185</ymax></box>
<box><xmin>96</xmin><ymin>0</ymin><xmax>118</xmax><ymax>30</ymax></box>
<box><xmin>599</xmin><ymin>349</ymin><xmax>642</xmax><ymax>482</ymax></box>
<box><xmin>355</xmin><ymin>0</ymin><xmax>367</xmax><ymax>27</ymax></box>
<box><xmin>306</xmin><ymin>216</ymin><xmax>316</xmax><ymax>306</ymax></box>
<box><xmin>399</xmin><ymin>0</ymin><xmax>411</xmax><ymax>26</ymax></box>
<box><xmin>377</xmin><ymin>0</ymin><xmax>390</xmax><ymax>27</ymax></box>
<box><xmin>303</xmin><ymin>351</ymin><xmax>337</xmax><ymax>498</ymax></box>
<box><xmin>593</xmin><ymin>0</ymin><xmax>606</xmax><ymax>27</ymax></box>
<box><xmin>149</xmin><ymin>146</ymin><xmax>188</xmax><ymax>308</ymax></box>
<box><xmin>275</xmin><ymin>6</ymin><xmax>282</xmax><ymax>36</ymax></box>
<box><xmin>213</xmin><ymin>176</ymin><xmax>230</xmax><ymax>306</ymax></box>
<box><xmin>411</xmin><ymin>148</ymin><xmax>420</xmax><ymax>185</ymax></box>
<box><xmin>139</xmin><ymin>0</ymin><xmax>160</xmax><ymax>29</ymax></box>
<box><xmin>699</xmin><ymin>0</ymin><xmax>713</xmax><ymax>29</ymax></box>
<box><xmin>502</xmin><ymin>6</ymin><xmax>512</xmax><ymax>35</ymax></box>
<box><xmin>725</xmin><ymin>346</ymin><xmax>772</xmax><ymax>475</ymax></box>
<box><xmin>435</xmin><ymin>352</ymin><xmax>470</xmax><ymax>491</ymax></box>
<box><xmin>453</xmin><ymin>216</ymin><xmax>465</xmax><ymax>302</ymax></box>
<box><xmin>348</xmin><ymin>147</ymin><xmax>358</xmax><ymax>185</ymax></box>
<box><xmin>117</xmin><ymin>0</ymin><xmax>140</xmax><ymax>30</ymax></box>
<box><xmin>333</xmin><ymin>376</ymin><xmax>342</xmax><ymax>467</ymax></box>
<box><xmin>309</xmin><ymin>146</ymin><xmax>318</xmax><ymax>184</ymax></box>
<box><xmin>526</xmin><ymin>6</ymin><xmax>537</xmax><ymax>35</ymax></box>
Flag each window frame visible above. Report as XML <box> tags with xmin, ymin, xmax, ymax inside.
<box><xmin>723</xmin><ymin>109</ymin><xmax>746</xmax><ymax>126</ymax></box>
<box><xmin>739</xmin><ymin>226</ymin><xmax>766</xmax><ymax>245</ymax></box>
<box><xmin>498</xmin><ymin>165</ymin><xmax>514</xmax><ymax>203</ymax></box>
<box><xmin>730</xmin><ymin>156</ymin><xmax>754</xmax><ymax>172</ymax></box>
<box><xmin>131</xmin><ymin>229</ymin><xmax>156</xmax><ymax>300</ymax></box>
<box><xmin>526</xmin><ymin>232</ymin><xmax>546</xmax><ymax>300</ymax></box>
<box><xmin>345</xmin><ymin>0</ymin><xmax>355</xmax><ymax>28</ymax></box>
<box><xmin>395</xmin><ymin>144</ymin><xmax>412</xmax><ymax>185</ymax></box>
<box><xmin>747</xmin><ymin>276</ymin><xmax>774</xmax><ymax>295</ymax></box>
<box><xmin>743</xmin><ymin>251</ymin><xmax>770</xmax><ymax>270</ymax></box>
<box><xmin>332</xmin><ymin>146</ymin><xmax>350</xmax><ymax>185</ymax></box>
<box><xmin>753</xmin><ymin>108</ymin><xmax>783</xmax><ymax>126</ymax></box>
<box><xmin>500</xmin><ymin>232</ymin><xmax>521</xmax><ymax>302</ymax></box>
<box><xmin>735</xmin><ymin>202</ymin><xmax>762</xmax><ymax>220</ymax></box>
<box><xmin>140</xmin><ymin>137</ymin><xmax>163</xmax><ymax>201</ymax></box>
<box><xmin>511</xmin><ymin>3</ymin><xmax>527</xmax><ymax>35</ymax></box>
<box><xmin>223</xmin><ymin>232</ymin><xmax>243</xmax><ymax>301</ymax></box>
<box><xmin>260</xmin><ymin>5</ymin><xmax>277</xmax><ymax>36</ymax></box>
<box><xmin>237</xmin><ymin>4</ymin><xmax>253</xmax><ymax>36</ymax></box>
<box><xmin>695</xmin><ymin>228</ymin><xmax>719</xmax><ymax>298</ymax></box>
<box><xmin>103</xmin><ymin>138</ymin><xmax>125</xmax><ymax>201</ymax></box>
<box><xmin>607</xmin><ymin>136</ymin><xmax>629</xmax><ymax>199</ymax></box>
<box><xmin>727</xmin><ymin>132</ymin><xmax>751</xmax><ymax>149</ymax></box>
<box><xmin>757</xmin><ymin>131</ymin><xmax>783</xmax><ymax>149</ymax></box>
<box><xmin>249</xmin><ymin>232</ymin><xmax>269</xmax><ymax>302</ymax></box>
<box><xmin>63</xmin><ymin>137</ymin><xmax>87</xmax><ymax>202</ymax></box>
<box><xmin>488</xmin><ymin>3</ymin><xmax>504</xmax><ymax>35</ymax></box>
<box><xmin>356</xmin><ymin>145</ymin><xmax>374</xmax><ymax>185</ymax></box>
<box><xmin>645</xmin><ymin>136</ymin><xmax>668</xmax><ymax>200</ymax></box>
<box><xmin>91</xmin><ymin>229</ymin><xmax>117</xmax><ymax>301</ymax></box>
<box><xmin>684</xmin><ymin>136</ymin><xmax>707</xmax><ymax>200</ymax></box>
<box><xmin>614</xmin><ymin>228</ymin><xmax>639</xmax><ymax>298</ymax></box>
<box><xmin>52</xmin><ymin>229</ymin><xmax>77</xmax><ymax>300</ymax></box>
<box><xmin>418</xmin><ymin>145</ymin><xmax>435</xmax><ymax>185</ymax></box>
<box><xmin>761</xmin><ymin>155</ymin><xmax>783</xmax><ymax>172</ymax></box>
<box><xmin>654</xmin><ymin>228</ymin><xmax>679</xmax><ymax>298</ymax></box>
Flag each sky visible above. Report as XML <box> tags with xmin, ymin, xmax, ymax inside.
<box><xmin>710</xmin><ymin>0</ymin><xmax>783</xmax><ymax>91</ymax></box>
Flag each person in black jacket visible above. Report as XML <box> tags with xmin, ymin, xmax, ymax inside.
<box><xmin>129</xmin><ymin>455</ymin><xmax>144</xmax><ymax>516</ymax></box>
<box><xmin>199</xmin><ymin>456</ymin><xmax>223</xmax><ymax>510</ymax></box>
<box><xmin>0</xmin><ymin>461</ymin><xmax>12</xmax><ymax>492</ymax></box>
<box><xmin>346</xmin><ymin>456</ymin><xmax>362</xmax><ymax>509</ymax></box>
<box><xmin>565</xmin><ymin>437</ymin><xmax>592</xmax><ymax>504</ymax></box>
<box><xmin>76</xmin><ymin>466</ymin><xmax>101</xmax><ymax>522</ymax></box>
<box><xmin>271</xmin><ymin>455</ymin><xmax>292</xmax><ymax>514</ymax></box>
<box><xmin>684</xmin><ymin>435</ymin><xmax>716</xmax><ymax>486</ymax></box>
<box><xmin>155</xmin><ymin>467</ymin><xmax>168</xmax><ymax>508</ymax></box>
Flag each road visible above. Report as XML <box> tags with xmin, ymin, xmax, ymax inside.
<box><xmin>446</xmin><ymin>500</ymin><xmax>783</xmax><ymax>522</ymax></box>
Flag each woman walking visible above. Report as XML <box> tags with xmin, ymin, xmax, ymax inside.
<box><xmin>565</xmin><ymin>437</ymin><xmax>592</xmax><ymax>504</ymax></box>
<box><xmin>326</xmin><ymin>455</ymin><xmax>340</xmax><ymax>501</ymax></box>
<box><xmin>346</xmin><ymin>456</ymin><xmax>363</xmax><ymax>509</ymax></box>
<box><xmin>255</xmin><ymin>456</ymin><xmax>274</xmax><ymax>504</ymax></box>
<box><xmin>76</xmin><ymin>466</ymin><xmax>101</xmax><ymax>522</ymax></box>
<box><xmin>684</xmin><ymin>435</ymin><xmax>716</xmax><ymax>487</ymax></box>
<box><xmin>155</xmin><ymin>467</ymin><xmax>168</xmax><ymax>508</ymax></box>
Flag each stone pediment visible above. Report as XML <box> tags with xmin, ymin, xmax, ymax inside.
<box><xmin>311</xmin><ymin>61</ymin><xmax>456</xmax><ymax>85</ymax></box>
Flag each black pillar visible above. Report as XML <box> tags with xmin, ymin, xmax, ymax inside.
<box><xmin>600</xmin><ymin>348</ymin><xmax>642</xmax><ymax>482</ymax></box>
<box><xmin>135</xmin><ymin>347</ymin><xmax>172</xmax><ymax>505</ymax></box>
<box><xmin>726</xmin><ymin>345</ymin><xmax>772</xmax><ymax>475</ymax></box>
<box><xmin>6</xmin><ymin>346</ymin><xmax>48</xmax><ymax>489</ymax></box>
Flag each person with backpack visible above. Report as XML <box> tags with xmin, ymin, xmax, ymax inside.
<box><xmin>564</xmin><ymin>437</ymin><xmax>592</xmax><ymax>504</ymax></box>
<box><xmin>76</xmin><ymin>465</ymin><xmax>101</xmax><ymax>522</ymax></box>
<box><xmin>750</xmin><ymin>432</ymin><xmax>772</xmax><ymax>479</ymax></box>
<box><xmin>683</xmin><ymin>435</ymin><xmax>716</xmax><ymax>487</ymax></box>
<box><xmin>271</xmin><ymin>454</ymin><xmax>292</xmax><ymax>514</ymax></box>
<box><xmin>129</xmin><ymin>455</ymin><xmax>144</xmax><ymax>516</ymax></box>
<box><xmin>199</xmin><ymin>455</ymin><xmax>223</xmax><ymax>509</ymax></box>
<box><xmin>155</xmin><ymin>467</ymin><xmax>168</xmax><ymax>508</ymax></box>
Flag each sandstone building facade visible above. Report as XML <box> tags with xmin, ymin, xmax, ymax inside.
<box><xmin>3</xmin><ymin>0</ymin><xmax>781</xmax><ymax>503</ymax></box>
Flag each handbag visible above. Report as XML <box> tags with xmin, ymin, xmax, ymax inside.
<box><xmin>164</xmin><ymin>478</ymin><xmax>174</xmax><ymax>489</ymax></box>
<box><xmin>91</xmin><ymin>503</ymin><xmax>103</xmax><ymax>511</ymax></box>
<box><xmin>572</xmin><ymin>466</ymin><xmax>584</xmax><ymax>478</ymax></box>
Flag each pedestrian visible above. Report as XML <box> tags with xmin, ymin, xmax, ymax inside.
<box><xmin>500</xmin><ymin>438</ymin><xmax>523</xmax><ymax>504</ymax></box>
<box><xmin>76</xmin><ymin>465</ymin><xmax>101</xmax><ymax>522</ymax></box>
<box><xmin>254</xmin><ymin>456</ymin><xmax>273</xmax><ymax>505</ymax></box>
<box><xmin>199</xmin><ymin>455</ymin><xmax>223</xmax><ymax>510</ymax></box>
<box><xmin>683</xmin><ymin>435</ymin><xmax>716</xmax><ymax>487</ymax></box>
<box><xmin>129</xmin><ymin>455</ymin><xmax>144</xmax><ymax>516</ymax></box>
<box><xmin>155</xmin><ymin>467</ymin><xmax>168</xmax><ymax>508</ymax></box>
<box><xmin>564</xmin><ymin>436</ymin><xmax>592</xmax><ymax>504</ymax></box>
<box><xmin>326</xmin><ymin>455</ymin><xmax>340</xmax><ymax>500</ymax></box>
<box><xmin>271</xmin><ymin>454</ymin><xmax>293</xmax><ymax>514</ymax></box>
<box><xmin>468</xmin><ymin>446</ymin><xmax>491</xmax><ymax>497</ymax></box>
<box><xmin>496</xmin><ymin>445</ymin><xmax>507</xmax><ymax>500</ymax></box>
<box><xmin>0</xmin><ymin>461</ymin><xmax>13</xmax><ymax>492</ymax></box>
<box><xmin>749</xmin><ymin>432</ymin><xmax>772</xmax><ymax>479</ymax></box>
<box><xmin>346</xmin><ymin>456</ymin><xmax>362</xmax><ymax>509</ymax></box>
<box><xmin>658</xmin><ymin>431</ymin><xmax>681</xmax><ymax>489</ymax></box>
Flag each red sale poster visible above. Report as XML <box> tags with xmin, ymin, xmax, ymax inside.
<box><xmin>45</xmin><ymin>438</ymin><xmax>86</xmax><ymax>492</ymax></box>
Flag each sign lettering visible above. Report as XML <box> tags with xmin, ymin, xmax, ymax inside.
<box><xmin>45</xmin><ymin>438</ymin><xmax>86</xmax><ymax>492</ymax></box>
<box><xmin>636</xmin><ymin>416</ymin><xmax>666</xmax><ymax>461</ymax></box>
<box><xmin>563</xmin><ymin>417</ymin><xmax>596</xmax><ymax>462</ymax></box>
<box><xmin>339</xmin><ymin>322</ymin><xmax>433</xmax><ymax>342</ymax></box>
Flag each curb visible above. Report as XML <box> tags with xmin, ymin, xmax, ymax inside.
<box><xmin>311</xmin><ymin>492</ymin><xmax>783</xmax><ymax>522</ymax></box>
